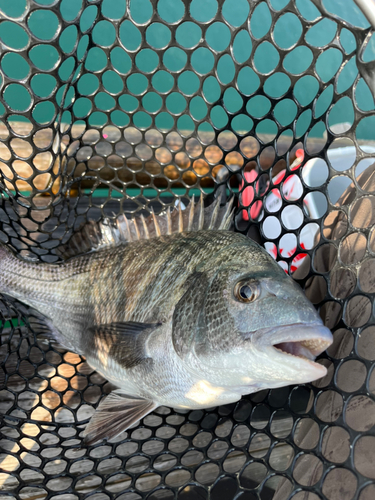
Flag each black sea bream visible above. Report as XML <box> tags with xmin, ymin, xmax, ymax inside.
<box><xmin>0</xmin><ymin>197</ymin><xmax>332</xmax><ymax>444</ymax></box>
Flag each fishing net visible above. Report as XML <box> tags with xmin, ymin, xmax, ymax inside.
<box><xmin>0</xmin><ymin>0</ymin><xmax>375</xmax><ymax>498</ymax></box>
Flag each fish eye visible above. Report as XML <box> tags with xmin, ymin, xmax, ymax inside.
<box><xmin>234</xmin><ymin>280</ymin><xmax>260</xmax><ymax>303</ymax></box>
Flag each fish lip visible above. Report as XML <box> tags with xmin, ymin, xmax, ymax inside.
<box><xmin>254</xmin><ymin>322</ymin><xmax>332</xmax><ymax>346</ymax></box>
<box><xmin>254</xmin><ymin>322</ymin><xmax>333</xmax><ymax>363</ymax></box>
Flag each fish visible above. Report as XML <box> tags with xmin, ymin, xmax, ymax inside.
<box><xmin>0</xmin><ymin>195</ymin><xmax>333</xmax><ymax>445</ymax></box>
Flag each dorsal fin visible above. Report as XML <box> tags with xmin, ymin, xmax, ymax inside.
<box><xmin>178</xmin><ymin>202</ymin><xmax>183</xmax><ymax>232</ymax></box>
<box><xmin>150</xmin><ymin>208</ymin><xmax>161</xmax><ymax>237</ymax></box>
<box><xmin>56</xmin><ymin>194</ymin><xmax>234</xmax><ymax>260</ymax></box>
<box><xmin>188</xmin><ymin>195</ymin><xmax>195</xmax><ymax>231</ymax></box>
<box><xmin>141</xmin><ymin>214</ymin><xmax>150</xmax><ymax>239</ymax></box>
<box><xmin>166</xmin><ymin>207</ymin><xmax>172</xmax><ymax>235</ymax></box>
<box><xmin>55</xmin><ymin>219</ymin><xmax>123</xmax><ymax>260</ymax></box>
<box><xmin>198</xmin><ymin>194</ymin><xmax>204</xmax><ymax>230</ymax></box>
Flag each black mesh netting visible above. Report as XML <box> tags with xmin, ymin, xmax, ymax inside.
<box><xmin>1</xmin><ymin>0</ymin><xmax>375</xmax><ymax>499</ymax></box>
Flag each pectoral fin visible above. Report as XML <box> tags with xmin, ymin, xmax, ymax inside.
<box><xmin>87</xmin><ymin>321</ymin><xmax>161</xmax><ymax>369</ymax></box>
<box><xmin>83</xmin><ymin>391</ymin><xmax>157</xmax><ymax>446</ymax></box>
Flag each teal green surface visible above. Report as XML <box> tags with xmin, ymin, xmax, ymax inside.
<box><xmin>1</xmin><ymin>318</ymin><xmax>25</xmax><ymax>329</ymax></box>
<box><xmin>0</xmin><ymin>0</ymin><xmax>374</xmax><ymax>138</ymax></box>
<box><xmin>4</xmin><ymin>187</ymin><xmax>242</xmax><ymax>198</ymax></box>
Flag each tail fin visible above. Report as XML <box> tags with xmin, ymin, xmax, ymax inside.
<box><xmin>0</xmin><ymin>242</ymin><xmax>20</xmax><ymax>297</ymax></box>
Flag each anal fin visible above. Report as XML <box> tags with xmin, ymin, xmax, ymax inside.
<box><xmin>83</xmin><ymin>391</ymin><xmax>157</xmax><ymax>446</ymax></box>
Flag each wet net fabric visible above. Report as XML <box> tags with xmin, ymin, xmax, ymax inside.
<box><xmin>0</xmin><ymin>0</ymin><xmax>375</xmax><ymax>499</ymax></box>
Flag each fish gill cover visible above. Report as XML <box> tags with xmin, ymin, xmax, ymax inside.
<box><xmin>0</xmin><ymin>1</ymin><xmax>374</xmax><ymax>500</ymax></box>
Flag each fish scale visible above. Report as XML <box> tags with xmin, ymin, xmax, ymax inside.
<box><xmin>0</xmin><ymin>198</ymin><xmax>332</xmax><ymax>445</ymax></box>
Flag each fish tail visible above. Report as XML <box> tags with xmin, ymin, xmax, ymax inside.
<box><xmin>0</xmin><ymin>241</ymin><xmax>10</xmax><ymax>257</ymax></box>
<box><xmin>0</xmin><ymin>242</ymin><xmax>42</xmax><ymax>300</ymax></box>
<box><xmin>0</xmin><ymin>242</ymin><xmax>79</xmax><ymax>352</ymax></box>
<box><xmin>0</xmin><ymin>242</ymin><xmax>14</xmax><ymax>294</ymax></box>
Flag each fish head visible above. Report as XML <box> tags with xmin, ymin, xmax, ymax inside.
<box><xmin>172</xmin><ymin>234</ymin><xmax>333</xmax><ymax>393</ymax></box>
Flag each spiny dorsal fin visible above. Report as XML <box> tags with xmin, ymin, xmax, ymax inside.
<box><xmin>198</xmin><ymin>194</ymin><xmax>204</xmax><ymax>231</ymax></box>
<box><xmin>122</xmin><ymin>216</ymin><xmax>133</xmax><ymax>242</ymax></box>
<box><xmin>208</xmin><ymin>195</ymin><xmax>221</xmax><ymax>229</ymax></box>
<box><xmin>188</xmin><ymin>195</ymin><xmax>195</xmax><ymax>231</ymax></box>
<box><xmin>56</xmin><ymin>194</ymin><xmax>234</xmax><ymax>260</ymax></box>
<box><xmin>219</xmin><ymin>197</ymin><xmax>235</xmax><ymax>230</ymax></box>
<box><xmin>178</xmin><ymin>201</ymin><xmax>183</xmax><ymax>232</ymax></box>
<box><xmin>55</xmin><ymin>219</ymin><xmax>123</xmax><ymax>260</ymax></box>
<box><xmin>166</xmin><ymin>207</ymin><xmax>172</xmax><ymax>235</ymax></box>
<box><xmin>151</xmin><ymin>208</ymin><xmax>161</xmax><ymax>237</ymax></box>
<box><xmin>133</xmin><ymin>217</ymin><xmax>141</xmax><ymax>240</ymax></box>
<box><xmin>141</xmin><ymin>214</ymin><xmax>150</xmax><ymax>239</ymax></box>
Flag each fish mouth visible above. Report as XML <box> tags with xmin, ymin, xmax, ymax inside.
<box><xmin>269</xmin><ymin>323</ymin><xmax>332</xmax><ymax>364</ymax></box>
<box><xmin>273</xmin><ymin>336</ymin><xmax>332</xmax><ymax>361</ymax></box>
<box><xmin>255</xmin><ymin>322</ymin><xmax>332</xmax><ymax>373</ymax></box>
